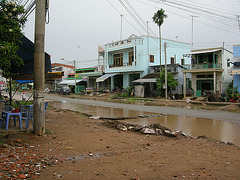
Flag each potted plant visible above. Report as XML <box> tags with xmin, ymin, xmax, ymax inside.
<box><xmin>12</xmin><ymin>101</ymin><xmax>21</xmax><ymax>113</ymax></box>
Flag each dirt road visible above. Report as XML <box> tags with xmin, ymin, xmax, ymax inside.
<box><xmin>1</xmin><ymin>108</ymin><xmax>240</xmax><ymax>179</ymax></box>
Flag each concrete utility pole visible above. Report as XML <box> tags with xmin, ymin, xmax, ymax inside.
<box><xmin>164</xmin><ymin>42</ymin><xmax>167</xmax><ymax>100</ymax></box>
<box><xmin>191</xmin><ymin>15</ymin><xmax>199</xmax><ymax>50</ymax></box>
<box><xmin>74</xmin><ymin>60</ymin><xmax>77</xmax><ymax>94</ymax></box>
<box><xmin>33</xmin><ymin>0</ymin><xmax>46</xmax><ymax>134</ymax></box>
<box><xmin>120</xmin><ymin>14</ymin><xmax>124</xmax><ymax>41</ymax></box>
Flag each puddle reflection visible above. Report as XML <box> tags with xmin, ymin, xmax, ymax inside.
<box><xmin>50</xmin><ymin>101</ymin><xmax>240</xmax><ymax>145</ymax></box>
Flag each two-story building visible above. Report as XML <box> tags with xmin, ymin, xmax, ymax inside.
<box><xmin>46</xmin><ymin>63</ymin><xmax>74</xmax><ymax>90</ymax></box>
<box><xmin>229</xmin><ymin>44</ymin><xmax>240</xmax><ymax>92</ymax></box>
<box><xmin>183</xmin><ymin>47</ymin><xmax>233</xmax><ymax>97</ymax></box>
<box><xmin>97</xmin><ymin>34</ymin><xmax>191</xmax><ymax>91</ymax></box>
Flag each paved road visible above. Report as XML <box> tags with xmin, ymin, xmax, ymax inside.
<box><xmin>44</xmin><ymin>94</ymin><xmax>240</xmax><ymax>123</ymax></box>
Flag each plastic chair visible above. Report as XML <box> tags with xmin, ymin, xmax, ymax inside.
<box><xmin>1</xmin><ymin>105</ymin><xmax>22</xmax><ymax>130</ymax></box>
<box><xmin>3</xmin><ymin>105</ymin><xmax>13</xmax><ymax>112</ymax></box>
<box><xmin>21</xmin><ymin>105</ymin><xmax>33</xmax><ymax>129</ymax></box>
<box><xmin>45</xmin><ymin>102</ymin><xmax>48</xmax><ymax>116</ymax></box>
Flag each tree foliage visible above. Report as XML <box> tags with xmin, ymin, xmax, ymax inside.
<box><xmin>156</xmin><ymin>69</ymin><xmax>178</xmax><ymax>97</ymax></box>
<box><xmin>226</xmin><ymin>83</ymin><xmax>239</xmax><ymax>101</ymax></box>
<box><xmin>152</xmin><ymin>9</ymin><xmax>167</xmax><ymax>27</ymax></box>
<box><xmin>0</xmin><ymin>0</ymin><xmax>27</xmax><ymax>76</ymax></box>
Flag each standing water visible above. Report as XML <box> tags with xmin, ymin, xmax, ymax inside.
<box><xmin>50</xmin><ymin>101</ymin><xmax>240</xmax><ymax>145</ymax></box>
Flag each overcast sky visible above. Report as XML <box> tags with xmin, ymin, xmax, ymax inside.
<box><xmin>23</xmin><ymin>0</ymin><xmax>240</xmax><ymax>68</ymax></box>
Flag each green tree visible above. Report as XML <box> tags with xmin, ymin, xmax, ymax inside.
<box><xmin>156</xmin><ymin>69</ymin><xmax>178</xmax><ymax>97</ymax></box>
<box><xmin>152</xmin><ymin>9</ymin><xmax>167</xmax><ymax>70</ymax></box>
<box><xmin>226</xmin><ymin>83</ymin><xmax>239</xmax><ymax>101</ymax></box>
<box><xmin>0</xmin><ymin>0</ymin><xmax>27</xmax><ymax>76</ymax></box>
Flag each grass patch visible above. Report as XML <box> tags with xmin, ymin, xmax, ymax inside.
<box><xmin>45</xmin><ymin>129</ymin><xmax>53</xmax><ymax>135</ymax></box>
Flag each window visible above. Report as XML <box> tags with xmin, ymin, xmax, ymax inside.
<box><xmin>181</xmin><ymin>58</ymin><xmax>185</xmax><ymax>65</ymax></box>
<box><xmin>128</xmin><ymin>51</ymin><xmax>134</xmax><ymax>66</ymax></box>
<box><xmin>171</xmin><ymin>57</ymin><xmax>175</xmax><ymax>65</ymax></box>
<box><xmin>113</xmin><ymin>53</ymin><xmax>123</xmax><ymax>67</ymax></box>
<box><xmin>150</xmin><ymin>55</ymin><xmax>154</xmax><ymax>63</ymax></box>
<box><xmin>227</xmin><ymin>58</ymin><xmax>230</xmax><ymax>67</ymax></box>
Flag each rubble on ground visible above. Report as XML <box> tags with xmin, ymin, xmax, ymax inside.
<box><xmin>103</xmin><ymin>121</ymin><xmax>189</xmax><ymax>138</ymax></box>
<box><xmin>0</xmin><ymin>138</ymin><xmax>60</xmax><ymax>179</ymax></box>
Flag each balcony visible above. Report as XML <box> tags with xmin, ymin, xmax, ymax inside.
<box><xmin>109</xmin><ymin>62</ymin><xmax>132</xmax><ymax>68</ymax></box>
<box><xmin>183</xmin><ymin>63</ymin><xmax>222</xmax><ymax>70</ymax></box>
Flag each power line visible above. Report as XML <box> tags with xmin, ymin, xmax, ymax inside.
<box><xmin>137</xmin><ymin>0</ymin><xmax>240</xmax><ymax>35</ymax></box>
<box><xmin>105</xmin><ymin>0</ymin><xmax>142</xmax><ymax>34</ymax></box>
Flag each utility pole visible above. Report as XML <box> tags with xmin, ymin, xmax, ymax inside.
<box><xmin>74</xmin><ymin>60</ymin><xmax>77</xmax><ymax>94</ymax></box>
<box><xmin>120</xmin><ymin>14</ymin><xmax>123</xmax><ymax>40</ymax></box>
<box><xmin>237</xmin><ymin>15</ymin><xmax>240</xmax><ymax>31</ymax></box>
<box><xmin>146</xmin><ymin>21</ymin><xmax>150</xmax><ymax>61</ymax></box>
<box><xmin>191</xmin><ymin>15</ymin><xmax>199</xmax><ymax>50</ymax></box>
<box><xmin>164</xmin><ymin>42</ymin><xmax>167</xmax><ymax>100</ymax></box>
<box><xmin>33</xmin><ymin>0</ymin><xmax>46</xmax><ymax>134</ymax></box>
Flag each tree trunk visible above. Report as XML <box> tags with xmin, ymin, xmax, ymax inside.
<box><xmin>159</xmin><ymin>25</ymin><xmax>161</xmax><ymax>73</ymax></box>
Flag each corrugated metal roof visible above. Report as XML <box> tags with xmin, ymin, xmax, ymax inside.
<box><xmin>191</xmin><ymin>49</ymin><xmax>222</xmax><ymax>55</ymax></box>
<box><xmin>133</xmin><ymin>78</ymin><xmax>157</xmax><ymax>83</ymax></box>
<box><xmin>96</xmin><ymin>74</ymin><xmax>118</xmax><ymax>82</ymax></box>
<box><xmin>58</xmin><ymin>79</ymin><xmax>83</xmax><ymax>85</ymax></box>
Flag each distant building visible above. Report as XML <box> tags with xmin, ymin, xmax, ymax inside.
<box><xmin>183</xmin><ymin>47</ymin><xmax>233</xmax><ymax>97</ymax></box>
<box><xmin>46</xmin><ymin>63</ymin><xmax>74</xmax><ymax>90</ymax></box>
<box><xmin>97</xmin><ymin>34</ymin><xmax>191</xmax><ymax>91</ymax></box>
<box><xmin>229</xmin><ymin>44</ymin><xmax>240</xmax><ymax>92</ymax></box>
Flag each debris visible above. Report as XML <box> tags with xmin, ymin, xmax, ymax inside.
<box><xmin>186</xmin><ymin>99</ymin><xmax>191</xmax><ymax>103</ymax></box>
<box><xmin>89</xmin><ymin>116</ymin><xmax>100</xmax><ymax>119</ymax></box>
<box><xmin>141</xmin><ymin>128</ymin><xmax>155</xmax><ymax>134</ymax></box>
<box><xmin>103</xmin><ymin>121</ymin><xmax>189</xmax><ymax>138</ymax></box>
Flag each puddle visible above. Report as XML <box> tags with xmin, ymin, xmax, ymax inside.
<box><xmin>50</xmin><ymin>101</ymin><xmax>240</xmax><ymax>146</ymax></box>
<box><xmin>124</xmin><ymin>115</ymin><xmax>240</xmax><ymax>145</ymax></box>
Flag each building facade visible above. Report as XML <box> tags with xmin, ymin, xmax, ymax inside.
<box><xmin>229</xmin><ymin>44</ymin><xmax>240</xmax><ymax>92</ymax></box>
<box><xmin>98</xmin><ymin>34</ymin><xmax>191</xmax><ymax>91</ymax></box>
<box><xmin>183</xmin><ymin>47</ymin><xmax>233</xmax><ymax>97</ymax></box>
<box><xmin>46</xmin><ymin>63</ymin><xmax>74</xmax><ymax>90</ymax></box>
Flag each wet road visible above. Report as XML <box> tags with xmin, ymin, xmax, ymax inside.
<box><xmin>45</xmin><ymin>94</ymin><xmax>240</xmax><ymax>123</ymax></box>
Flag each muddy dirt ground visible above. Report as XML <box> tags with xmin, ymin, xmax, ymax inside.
<box><xmin>1</xmin><ymin>106</ymin><xmax>240</xmax><ymax>179</ymax></box>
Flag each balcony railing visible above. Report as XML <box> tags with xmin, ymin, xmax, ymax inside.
<box><xmin>183</xmin><ymin>63</ymin><xmax>222</xmax><ymax>70</ymax></box>
<box><xmin>109</xmin><ymin>62</ymin><xmax>132</xmax><ymax>68</ymax></box>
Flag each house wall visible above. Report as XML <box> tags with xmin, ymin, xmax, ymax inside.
<box><xmin>222</xmin><ymin>49</ymin><xmax>233</xmax><ymax>92</ymax></box>
<box><xmin>233</xmin><ymin>75</ymin><xmax>240</xmax><ymax>92</ymax></box>
<box><xmin>104</xmin><ymin>35</ymin><xmax>191</xmax><ymax>89</ymax></box>
<box><xmin>233</xmin><ymin>45</ymin><xmax>240</xmax><ymax>57</ymax></box>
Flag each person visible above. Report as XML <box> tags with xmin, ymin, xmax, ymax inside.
<box><xmin>190</xmin><ymin>88</ymin><xmax>194</xmax><ymax>97</ymax></box>
<box><xmin>21</xmin><ymin>90</ymin><xmax>26</xmax><ymax>101</ymax></box>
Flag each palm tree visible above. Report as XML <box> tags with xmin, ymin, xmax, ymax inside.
<box><xmin>152</xmin><ymin>9</ymin><xmax>167</xmax><ymax>71</ymax></box>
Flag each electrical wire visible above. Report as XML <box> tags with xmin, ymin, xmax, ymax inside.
<box><xmin>137</xmin><ymin>0</ymin><xmax>240</xmax><ymax>34</ymax></box>
<box><xmin>105</xmin><ymin>0</ymin><xmax>142</xmax><ymax>34</ymax></box>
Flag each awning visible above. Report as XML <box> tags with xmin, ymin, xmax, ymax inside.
<box><xmin>58</xmin><ymin>79</ymin><xmax>83</xmax><ymax>85</ymax></box>
<box><xmin>10</xmin><ymin>35</ymin><xmax>52</xmax><ymax>75</ymax></box>
<box><xmin>96</xmin><ymin>73</ymin><xmax>118</xmax><ymax>83</ymax></box>
<box><xmin>229</xmin><ymin>57</ymin><xmax>240</xmax><ymax>63</ymax></box>
<box><xmin>191</xmin><ymin>49</ymin><xmax>221</xmax><ymax>55</ymax></box>
<box><xmin>184</xmin><ymin>48</ymin><xmax>222</xmax><ymax>57</ymax></box>
<box><xmin>16</xmin><ymin>80</ymin><xmax>33</xmax><ymax>84</ymax></box>
<box><xmin>133</xmin><ymin>78</ymin><xmax>157</xmax><ymax>83</ymax></box>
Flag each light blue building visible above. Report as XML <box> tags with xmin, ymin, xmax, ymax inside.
<box><xmin>97</xmin><ymin>34</ymin><xmax>191</xmax><ymax>91</ymax></box>
<box><xmin>230</xmin><ymin>44</ymin><xmax>240</xmax><ymax>92</ymax></box>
